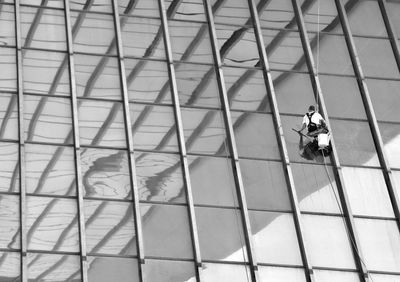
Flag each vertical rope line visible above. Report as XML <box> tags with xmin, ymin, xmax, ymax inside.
<box><xmin>219</xmin><ymin>110</ymin><xmax>250</xmax><ymax>282</ymax></box>
<box><xmin>316</xmin><ymin>0</ymin><xmax>320</xmax><ymax>111</ymax></box>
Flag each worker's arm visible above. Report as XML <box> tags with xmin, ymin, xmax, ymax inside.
<box><xmin>299</xmin><ymin>122</ymin><xmax>306</xmax><ymax>132</ymax></box>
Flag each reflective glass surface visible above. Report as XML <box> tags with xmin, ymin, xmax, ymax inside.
<box><xmin>166</xmin><ymin>0</ymin><xmax>206</xmax><ymax>22</ymax></box>
<box><xmin>27</xmin><ymin>196</ymin><xmax>79</xmax><ymax>252</ymax></box>
<box><xmin>303</xmin><ymin>214</ymin><xmax>356</xmax><ymax>269</ymax></box>
<box><xmin>84</xmin><ymin>200</ymin><xmax>136</xmax><ymax>255</ymax></box>
<box><xmin>0</xmin><ymin>94</ymin><xmax>18</xmax><ymax>140</ymax></box>
<box><xmin>27</xmin><ymin>253</ymin><xmax>81</xmax><ymax>282</ymax></box>
<box><xmin>189</xmin><ymin>155</ymin><xmax>238</xmax><ymax>207</ymax></box>
<box><xmin>145</xmin><ymin>259</ymin><xmax>196</xmax><ymax>282</ymax></box>
<box><xmin>196</xmin><ymin>206</ymin><xmax>247</xmax><ymax>262</ymax></box>
<box><xmin>258</xmin><ymin>0</ymin><xmax>298</xmax><ymax>30</ymax></box>
<box><xmin>0</xmin><ymin>252</ymin><xmax>20</xmax><ymax>281</ymax></box>
<box><xmin>258</xmin><ymin>266</ymin><xmax>307</xmax><ymax>282</ymax></box>
<box><xmin>0</xmin><ymin>47</ymin><xmax>17</xmax><ymax>91</ymax></box>
<box><xmin>0</xmin><ymin>4</ymin><xmax>15</xmax><ymax>47</ymax></box>
<box><xmin>70</xmin><ymin>0</ymin><xmax>112</xmax><ymax>13</ymax></box>
<box><xmin>118</xmin><ymin>0</ymin><xmax>159</xmax><ymax>18</ymax></box>
<box><xmin>74</xmin><ymin>54</ymin><xmax>122</xmax><ymax>100</ymax></box>
<box><xmin>0</xmin><ymin>142</ymin><xmax>18</xmax><ymax>192</ymax></box>
<box><xmin>141</xmin><ymin>203</ymin><xmax>193</xmax><ymax>259</ymax></box>
<box><xmin>21</xmin><ymin>6</ymin><xmax>66</xmax><ymax>51</ymax></box>
<box><xmin>380</xmin><ymin>122</ymin><xmax>400</xmax><ymax>169</ymax></box>
<box><xmin>355</xmin><ymin>218</ymin><xmax>400</xmax><ymax>272</ymax></box>
<box><xmin>0</xmin><ymin>195</ymin><xmax>19</xmax><ymax>250</ymax></box>
<box><xmin>87</xmin><ymin>256</ymin><xmax>139</xmax><ymax>282</ymax></box>
<box><xmin>22</xmin><ymin>49</ymin><xmax>70</xmax><ymax>96</ymax></box>
<box><xmin>201</xmin><ymin>263</ymin><xmax>251</xmax><ymax>281</ymax></box>
<box><xmin>250</xmin><ymin>211</ymin><xmax>303</xmax><ymax>265</ymax></box>
<box><xmin>240</xmin><ymin>159</ymin><xmax>291</xmax><ymax>211</ymax></box>
<box><xmin>130</xmin><ymin>104</ymin><xmax>179</xmax><ymax>152</ymax></box>
<box><xmin>314</xmin><ymin>270</ymin><xmax>361</xmax><ymax>282</ymax></box>
<box><xmin>135</xmin><ymin>151</ymin><xmax>186</xmax><ymax>203</ymax></box>
<box><xmin>26</xmin><ymin>144</ymin><xmax>76</xmax><ymax>196</ymax></box>
<box><xmin>81</xmin><ymin>148</ymin><xmax>131</xmax><ymax>199</ymax></box>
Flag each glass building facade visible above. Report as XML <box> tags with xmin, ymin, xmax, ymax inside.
<box><xmin>0</xmin><ymin>0</ymin><xmax>400</xmax><ymax>281</ymax></box>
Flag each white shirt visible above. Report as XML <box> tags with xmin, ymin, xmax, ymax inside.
<box><xmin>302</xmin><ymin>111</ymin><xmax>324</xmax><ymax>126</ymax></box>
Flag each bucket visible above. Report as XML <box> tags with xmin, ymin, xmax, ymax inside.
<box><xmin>318</xmin><ymin>133</ymin><xmax>330</xmax><ymax>149</ymax></box>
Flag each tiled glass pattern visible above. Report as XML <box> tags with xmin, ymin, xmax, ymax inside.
<box><xmin>0</xmin><ymin>0</ymin><xmax>399</xmax><ymax>281</ymax></box>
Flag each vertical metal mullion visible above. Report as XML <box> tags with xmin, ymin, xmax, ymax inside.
<box><xmin>111</xmin><ymin>1</ymin><xmax>146</xmax><ymax>281</ymax></box>
<box><xmin>379</xmin><ymin>0</ymin><xmax>400</xmax><ymax>72</ymax></box>
<box><xmin>203</xmin><ymin>0</ymin><xmax>259</xmax><ymax>281</ymax></box>
<box><xmin>63</xmin><ymin>1</ymin><xmax>88</xmax><ymax>281</ymax></box>
<box><xmin>157</xmin><ymin>0</ymin><xmax>203</xmax><ymax>281</ymax></box>
<box><xmin>336</xmin><ymin>0</ymin><xmax>400</xmax><ymax>231</ymax></box>
<box><xmin>292</xmin><ymin>0</ymin><xmax>370</xmax><ymax>281</ymax></box>
<box><xmin>247</xmin><ymin>0</ymin><xmax>315</xmax><ymax>281</ymax></box>
<box><xmin>14</xmin><ymin>0</ymin><xmax>27</xmax><ymax>281</ymax></box>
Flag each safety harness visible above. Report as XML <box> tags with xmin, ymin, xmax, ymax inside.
<box><xmin>306</xmin><ymin>112</ymin><xmax>318</xmax><ymax>133</ymax></box>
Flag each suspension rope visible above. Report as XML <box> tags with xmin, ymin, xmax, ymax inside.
<box><xmin>220</xmin><ymin>111</ymin><xmax>251</xmax><ymax>282</ymax></box>
<box><xmin>316</xmin><ymin>0</ymin><xmax>320</xmax><ymax>112</ymax></box>
<box><xmin>321</xmin><ymin>149</ymin><xmax>374</xmax><ymax>282</ymax></box>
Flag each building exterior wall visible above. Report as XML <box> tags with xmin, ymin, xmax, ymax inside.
<box><xmin>0</xmin><ymin>0</ymin><xmax>399</xmax><ymax>281</ymax></box>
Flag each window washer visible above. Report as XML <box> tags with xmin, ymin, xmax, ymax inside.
<box><xmin>294</xmin><ymin>105</ymin><xmax>332</xmax><ymax>160</ymax></box>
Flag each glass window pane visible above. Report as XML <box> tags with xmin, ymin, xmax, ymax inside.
<box><xmin>303</xmin><ymin>214</ymin><xmax>356</xmax><ymax>269</ymax></box>
<box><xmin>259</xmin><ymin>266</ymin><xmax>307</xmax><ymax>282</ymax></box>
<box><xmin>120</xmin><ymin>16</ymin><xmax>165</xmax><ymax>59</ymax></box>
<box><xmin>381</xmin><ymin>122</ymin><xmax>400</xmax><ymax>169</ymax></box>
<box><xmin>273</xmin><ymin>71</ymin><xmax>315</xmax><ymax>115</ymax></box>
<box><xmin>0</xmin><ymin>252</ymin><xmax>20</xmax><ymax>281</ymax></box>
<box><xmin>131</xmin><ymin>104</ymin><xmax>179</xmax><ymax>152</ymax></box>
<box><xmin>343</xmin><ymin>166</ymin><xmax>394</xmax><ymax>217</ymax></box>
<box><xmin>0</xmin><ymin>195</ymin><xmax>19</xmax><ymax>250</ymax></box>
<box><xmin>370</xmin><ymin>273</ymin><xmax>400</xmax><ymax>282</ymax></box>
<box><xmin>303</xmin><ymin>0</ymin><xmax>343</xmax><ymax>34</ymax></box>
<box><xmin>0</xmin><ymin>94</ymin><xmax>18</xmax><ymax>140</ymax></box>
<box><xmin>309</xmin><ymin>34</ymin><xmax>354</xmax><ymax>75</ymax></box>
<box><xmin>22</xmin><ymin>49</ymin><xmax>70</xmax><ymax>96</ymax></box>
<box><xmin>27</xmin><ymin>196</ymin><xmax>79</xmax><ymax>252</ymax></box>
<box><xmin>196</xmin><ymin>206</ymin><xmax>247</xmax><ymax>262</ymax></box>
<box><xmin>125</xmin><ymin>58</ymin><xmax>172</xmax><ymax>104</ymax></box>
<box><xmin>21</xmin><ymin>6</ymin><xmax>66</xmax><ymax>51</ymax></box>
<box><xmin>81</xmin><ymin>148</ymin><xmax>131</xmax><ymax>199</ymax></box>
<box><xmin>240</xmin><ymin>159</ymin><xmax>291</xmax><ymax>211</ymax></box>
<box><xmin>74</xmin><ymin>54</ymin><xmax>122</xmax><ymax>100</ymax></box>
<box><xmin>84</xmin><ymin>200</ymin><xmax>136</xmax><ymax>255</ymax></box>
<box><xmin>262</xmin><ymin>29</ymin><xmax>304</xmax><ymax>71</ymax></box>
<box><xmin>174</xmin><ymin>62</ymin><xmax>221</xmax><ymax>108</ymax></box>
<box><xmin>292</xmin><ymin>163</ymin><xmax>342</xmax><ymax>214</ymax></box>
<box><xmin>145</xmin><ymin>259</ymin><xmax>196</xmax><ymax>282</ymax></box>
<box><xmin>330</xmin><ymin>119</ymin><xmax>380</xmax><ymax>167</ymax></box>
<box><xmin>78</xmin><ymin>100</ymin><xmax>127</xmax><ymax>147</ymax></box>
<box><xmin>135</xmin><ymin>151</ymin><xmax>186</xmax><ymax>203</ymax></box>
<box><xmin>314</xmin><ymin>270</ymin><xmax>360</xmax><ymax>282</ymax></box>
<box><xmin>319</xmin><ymin>75</ymin><xmax>367</xmax><ymax>120</ymax></box>
<box><xmin>250</xmin><ymin>211</ymin><xmax>303</xmax><ymax>265</ymax></box>
<box><xmin>395</xmin><ymin>171</ymin><xmax>400</xmax><ymax>202</ymax></box>
<box><xmin>70</xmin><ymin>11</ymin><xmax>117</xmax><ymax>55</ymax></box>
<box><xmin>189</xmin><ymin>155</ymin><xmax>238</xmax><ymax>207</ymax></box>
<box><xmin>354</xmin><ymin>37</ymin><xmax>400</xmax><ymax>79</ymax></box>
<box><xmin>0</xmin><ymin>142</ymin><xmax>18</xmax><ymax>193</ymax></box>
<box><xmin>166</xmin><ymin>0</ymin><xmax>206</xmax><ymax>22</ymax></box>
<box><xmin>259</xmin><ymin>0</ymin><xmax>298</xmax><ymax>30</ymax></box>
<box><xmin>27</xmin><ymin>253</ymin><xmax>81</xmax><ymax>282</ymax></box>
<box><xmin>24</xmin><ymin>95</ymin><xmax>73</xmax><ymax>144</ymax></box>
<box><xmin>26</xmin><ymin>144</ymin><xmax>76</xmax><ymax>196</ymax></box>
<box><xmin>355</xmin><ymin>218</ymin><xmax>400</xmax><ymax>272</ymax></box>
<box><xmin>216</xmin><ymin>23</ymin><xmax>259</xmax><ymax>68</ymax></box>
<box><xmin>231</xmin><ymin>112</ymin><xmax>280</xmax><ymax>160</ymax></box>
<box><xmin>340</xmin><ymin>0</ymin><xmax>388</xmax><ymax>37</ymax></box>
<box><xmin>387</xmin><ymin>0</ymin><xmax>400</xmax><ymax>39</ymax></box>
<box><xmin>87</xmin><ymin>256</ymin><xmax>139</xmax><ymax>282</ymax></box>
<box><xmin>0</xmin><ymin>47</ymin><xmax>17</xmax><ymax>91</ymax></box>
<box><xmin>20</xmin><ymin>0</ymin><xmax>63</xmax><ymax>8</ymax></box>
<box><xmin>0</xmin><ymin>4</ymin><xmax>15</xmax><ymax>46</ymax></box>
<box><xmin>367</xmin><ymin>78</ymin><xmax>400</xmax><ymax>123</ymax></box>
<box><xmin>168</xmin><ymin>20</ymin><xmax>213</xmax><ymax>64</ymax></box>
<box><xmin>223</xmin><ymin>67</ymin><xmax>269</xmax><ymax>112</ymax></box>
<box><xmin>141</xmin><ymin>203</ymin><xmax>193</xmax><ymax>259</ymax></box>
<box><xmin>211</xmin><ymin>0</ymin><xmax>250</xmax><ymax>26</ymax></box>
<box><xmin>202</xmin><ymin>263</ymin><xmax>250</xmax><ymax>281</ymax></box>
<box><xmin>118</xmin><ymin>0</ymin><xmax>159</xmax><ymax>18</ymax></box>
<box><xmin>181</xmin><ymin>107</ymin><xmax>228</xmax><ymax>156</ymax></box>
<box><xmin>70</xmin><ymin>0</ymin><xmax>112</xmax><ymax>13</ymax></box>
